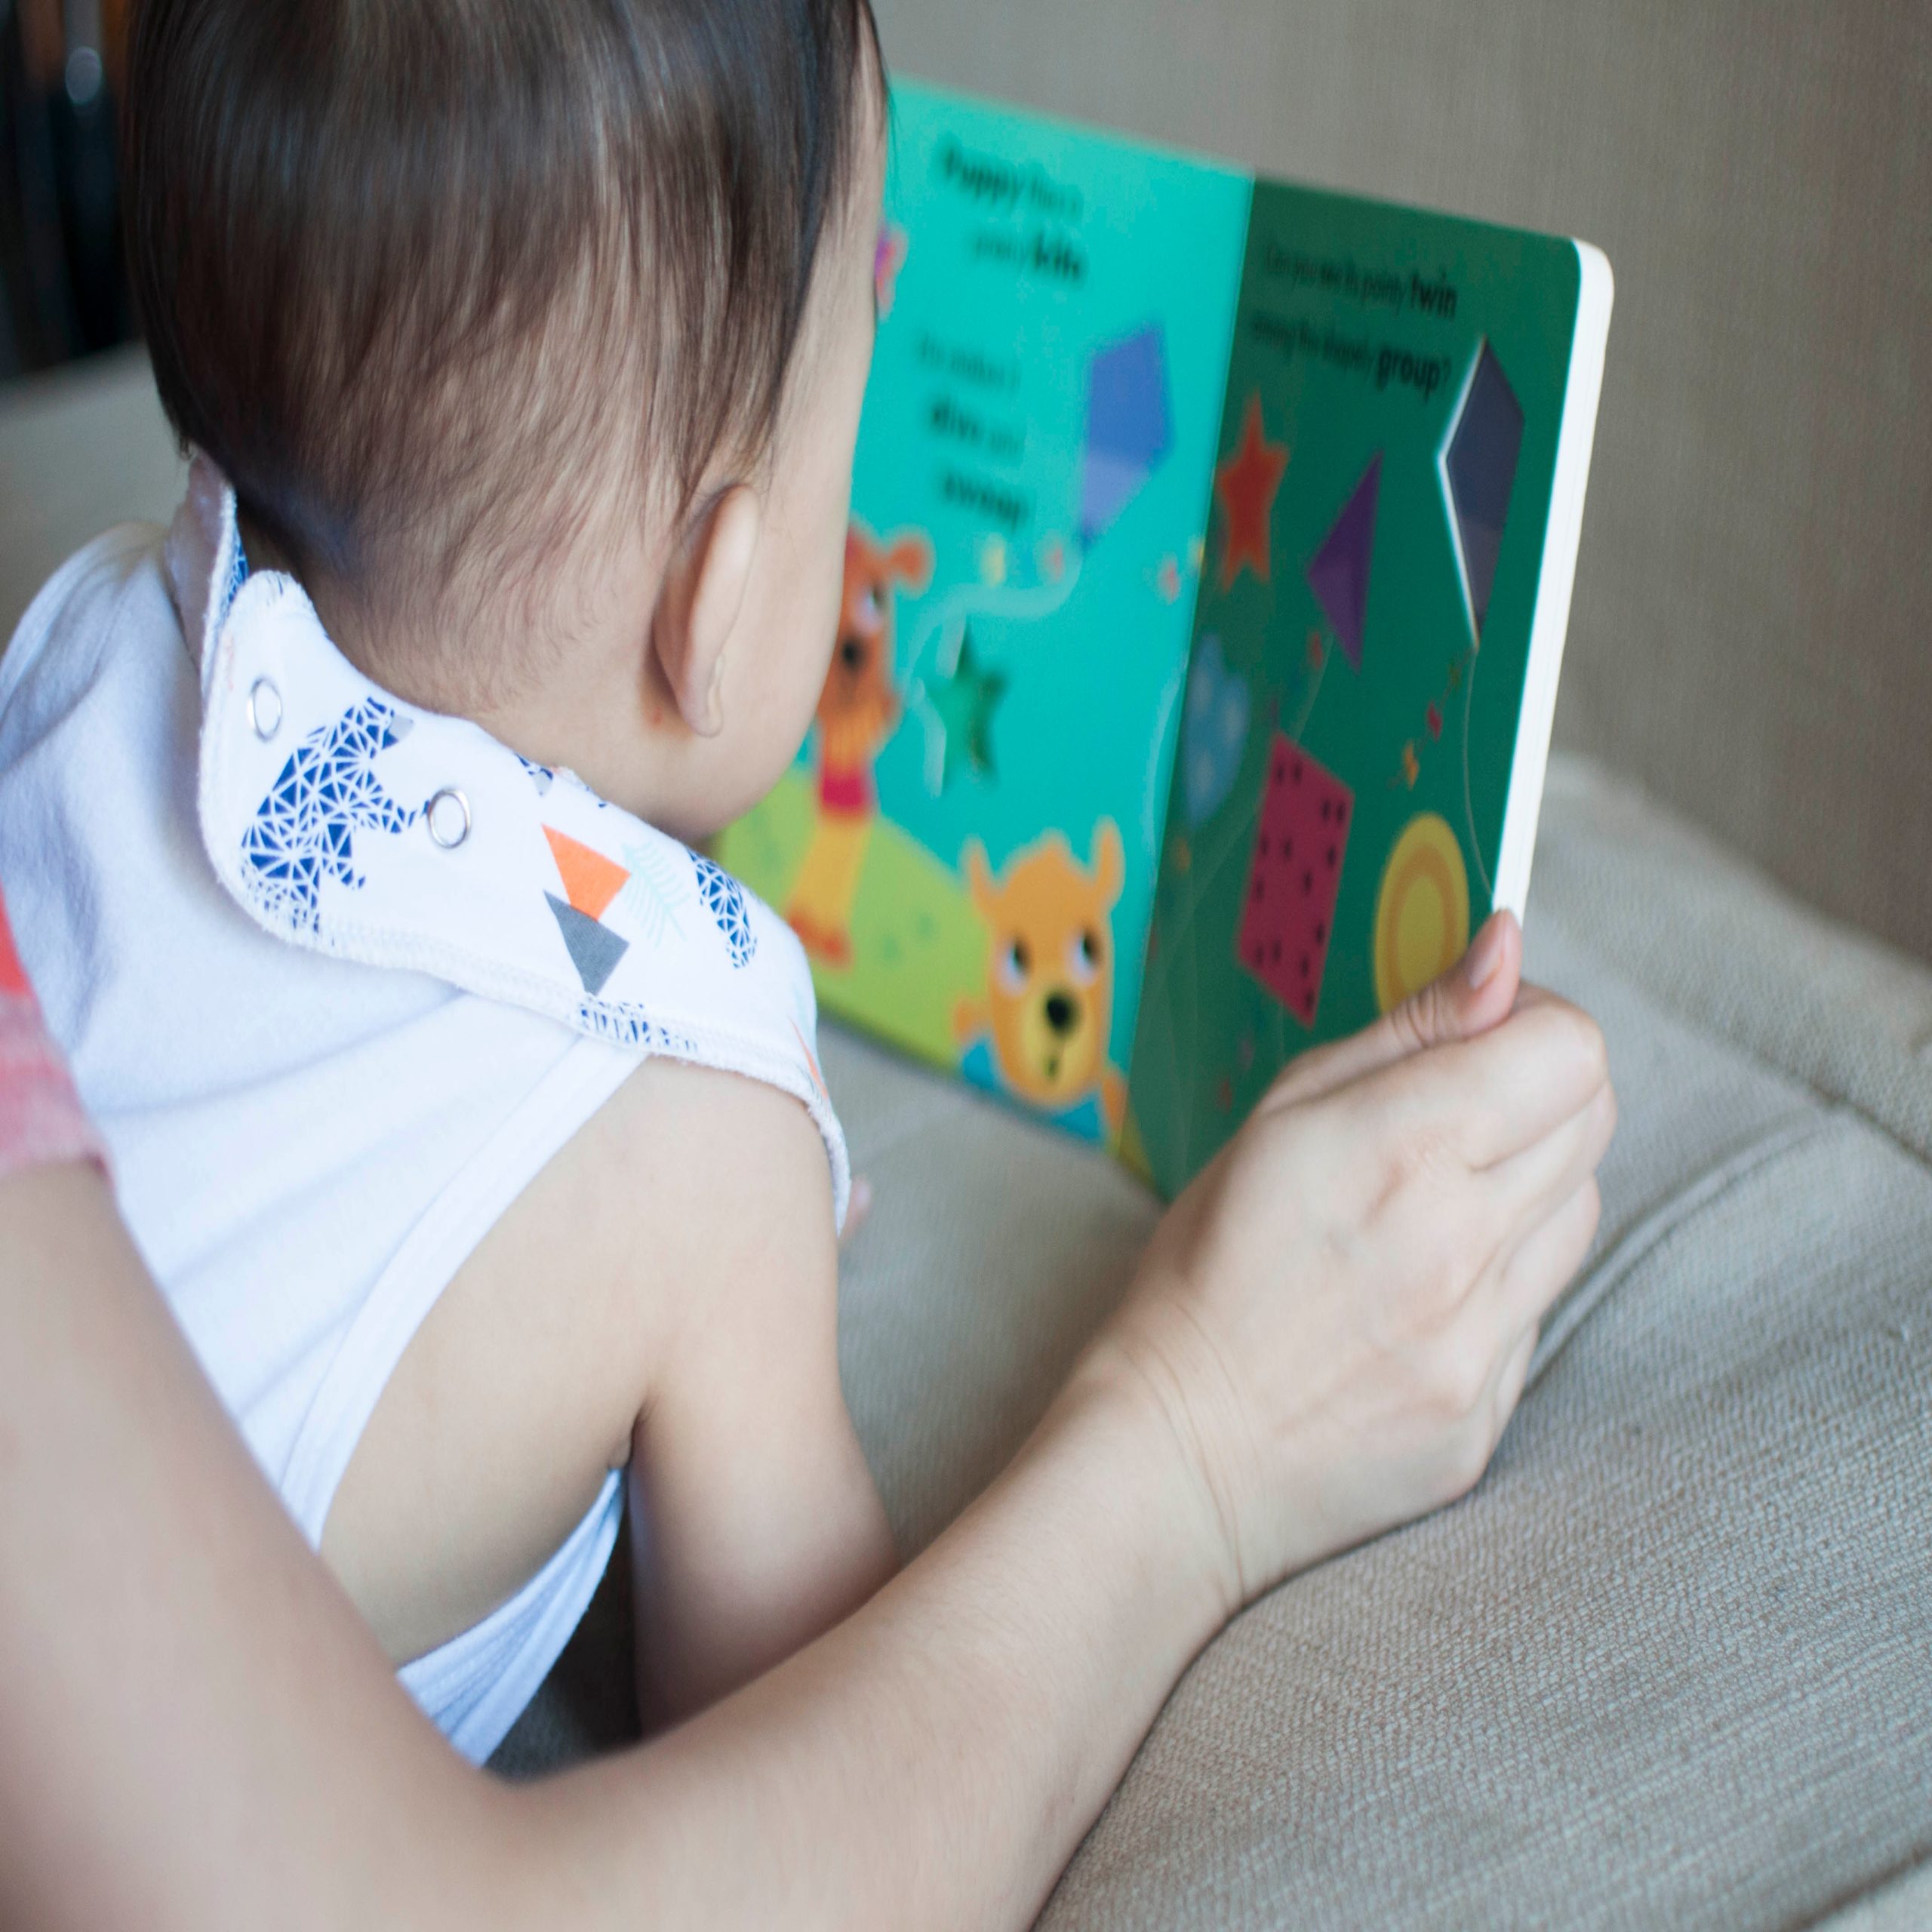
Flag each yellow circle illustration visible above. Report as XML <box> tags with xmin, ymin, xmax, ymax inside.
<box><xmin>1373</xmin><ymin>812</ymin><xmax>1471</xmax><ymax>1013</ymax></box>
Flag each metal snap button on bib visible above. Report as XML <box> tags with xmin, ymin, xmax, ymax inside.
<box><xmin>425</xmin><ymin>787</ymin><xmax>472</xmax><ymax>850</ymax></box>
<box><xmin>247</xmin><ymin>678</ymin><xmax>282</xmax><ymax>740</ymax></box>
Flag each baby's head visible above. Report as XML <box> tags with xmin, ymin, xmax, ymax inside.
<box><xmin>125</xmin><ymin>0</ymin><xmax>884</xmax><ymax>841</ymax></box>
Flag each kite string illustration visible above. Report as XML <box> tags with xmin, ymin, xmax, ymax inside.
<box><xmin>897</xmin><ymin>314</ymin><xmax>1171</xmax><ymax>712</ymax></box>
<box><xmin>1186</xmin><ymin>644</ymin><xmax>1328</xmax><ymax>909</ymax></box>
<box><xmin>1283</xmin><ymin>648</ymin><xmax>1329</xmax><ymax>748</ymax></box>
<box><xmin>1142</xmin><ymin>660</ymin><xmax>1185</xmax><ymax>863</ymax></box>
<box><xmin>1143</xmin><ymin>635</ymin><xmax>1331</xmax><ymax>1165</ymax></box>
<box><xmin>900</xmin><ymin>552</ymin><xmax>1087</xmax><ymax>794</ymax></box>
<box><xmin>1161</xmin><ymin>635</ymin><xmax>1331</xmax><ymax>977</ymax></box>
<box><xmin>1459</xmin><ymin>645</ymin><xmax>1494</xmax><ymax>902</ymax></box>
<box><xmin>899</xmin><ymin>548</ymin><xmax>1086</xmax><ymax>688</ymax></box>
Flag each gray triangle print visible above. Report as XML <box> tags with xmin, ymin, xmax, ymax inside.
<box><xmin>546</xmin><ymin>892</ymin><xmax>629</xmax><ymax>995</ymax></box>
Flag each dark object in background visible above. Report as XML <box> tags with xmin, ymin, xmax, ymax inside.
<box><xmin>1</xmin><ymin>0</ymin><xmax>134</xmax><ymax>378</ymax></box>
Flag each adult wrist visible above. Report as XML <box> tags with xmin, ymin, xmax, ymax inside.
<box><xmin>1051</xmin><ymin>1316</ymin><xmax>1247</xmax><ymax>1643</ymax></box>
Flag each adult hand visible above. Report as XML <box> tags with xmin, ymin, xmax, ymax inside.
<box><xmin>1094</xmin><ymin>912</ymin><xmax>1615</xmax><ymax>1613</ymax></box>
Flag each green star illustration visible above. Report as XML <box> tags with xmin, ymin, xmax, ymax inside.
<box><xmin>928</xmin><ymin>627</ymin><xmax>1007</xmax><ymax>788</ymax></box>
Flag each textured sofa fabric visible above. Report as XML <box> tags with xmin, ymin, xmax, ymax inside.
<box><xmin>495</xmin><ymin>755</ymin><xmax>1932</xmax><ymax>1927</ymax></box>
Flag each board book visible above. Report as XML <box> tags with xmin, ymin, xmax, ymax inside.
<box><xmin>718</xmin><ymin>79</ymin><xmax>1613</xmax><ymax>1198</ymax></box>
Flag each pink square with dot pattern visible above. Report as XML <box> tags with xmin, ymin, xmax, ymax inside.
<box><xmin>1236</xmin><ymin>732</ymin><xmax>1352</xmax><ymax>1027</ymax></box>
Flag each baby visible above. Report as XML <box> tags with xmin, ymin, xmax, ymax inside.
<box><xmin>0</xmin><ymin>0</ymin><xmax>896</xmax><ymax>1756</ymax></box>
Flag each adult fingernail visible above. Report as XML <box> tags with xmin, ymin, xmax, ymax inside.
<box><xmin>1466</xmin><ymin>914</ymin><xmax>1506</xmax><ymax>989</ymax></box>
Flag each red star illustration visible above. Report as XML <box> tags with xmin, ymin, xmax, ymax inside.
<box><xmin>1214</xmin><ymin>393</ymin><xmax>1288</xmax><ymax>589</ymax></box>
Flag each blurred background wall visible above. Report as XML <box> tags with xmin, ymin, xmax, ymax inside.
<box><xmin>0</xmin><ymin>0</ymin><xmax>131</xmax><ymax>376</ymax></box>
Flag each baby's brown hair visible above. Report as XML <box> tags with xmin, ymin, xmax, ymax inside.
<box><xmin>123</xmin><ymin>0</ymin><xmax>879</xmax><ymax>687</ymax></box>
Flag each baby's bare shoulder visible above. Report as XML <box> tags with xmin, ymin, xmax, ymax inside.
<box><xmin>321</xmin><ymin>1054</ymin><xmax>838</xmax><ymax>1661</ymax></box>
<box><xmin>489</xmin><ymin>1051</ymin><xmax>841</xmax><ymax>1380</ymax></box>
<box><xmin>571</xmin><ymin>1054</ymin><xmax>838</xmax><ymax>1313</ymax></box>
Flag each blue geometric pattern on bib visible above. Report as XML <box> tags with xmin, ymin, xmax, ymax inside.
<box><xmin>217</xmin><ymin>533</ymin><xmax>250</xmax><ymax>629</ymax></box>
<box><xmin>693</xmin><ymin>854</ymin><xmax>755</xmax><ymax>968</ymax></box>
<box><xmin>242</xmin><ymin>697</ymin><xmax>418</xmax><ymax>931</ymax></box>
<box><xmin>575</xmin><ymin>996</ymin><xmax>697</xmax><ymax>1057</ymax></box>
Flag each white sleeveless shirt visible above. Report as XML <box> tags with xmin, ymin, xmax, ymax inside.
<box><xmin>0</xmin><ymin>457</ymin><xmax>847</xmax><ymax>1761</ymax></box>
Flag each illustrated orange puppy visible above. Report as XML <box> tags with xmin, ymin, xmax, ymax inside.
<box><xmin>786</xmin><ymin>521</ymin><xmax>932</xmax><ymax>965</ymax></box>
<box><xmin>955</xmin><ymin>822</ymin><xmax>1128</xmax><ymax>1137</ymax></box>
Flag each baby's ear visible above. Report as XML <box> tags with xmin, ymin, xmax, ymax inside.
<box><xmin>652</xmin><ymin>486</ymin><xmax>762</xmax><ymax>737</ymax></box>
<box><xmin>1091</xmin><ymin>820</ymin><xmax>1124</xmax><ymax>906</ymax></box>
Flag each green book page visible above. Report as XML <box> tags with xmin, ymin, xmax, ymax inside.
<box><xmin>1125</xmin><ymin>180</ymin><xmax>1586</xmax><ymax>1195</ymax></box>
<box><xmin>718</xmin><ymin>82</ymin><xmax>1250</xmax><ymax>1147</ymax></box>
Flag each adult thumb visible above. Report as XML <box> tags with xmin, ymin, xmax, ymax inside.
<box><xmin>1263</xmin><ymin>910</ymin><xmax>1521</xmax><ymax>1110</ymax></box>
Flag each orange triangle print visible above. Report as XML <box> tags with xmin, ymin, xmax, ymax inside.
<box><xmin>543</xmin><ymin>826</ymin><xmax>629</xmax><ymax>921</ymax></box>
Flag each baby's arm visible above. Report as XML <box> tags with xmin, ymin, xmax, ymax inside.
<box><xmin>618</xmin><ymin>1062</ymin><xmax>896</xmax><ymax>1723</ymax></box>
<box><xmin>318</xmin><ymin>1055</ymin><xmax>891</xmax><ymax>1699</ymax></box>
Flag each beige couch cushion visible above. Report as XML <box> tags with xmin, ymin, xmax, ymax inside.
<box><xmin>497</xmin><ymin>754</ymin><xmax>1932</xmax><ymax>1928</ymax></box>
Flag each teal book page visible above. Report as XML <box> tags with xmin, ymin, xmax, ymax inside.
<box><xmin>1124</xmin><ymin>180</ymin><xmax>1584</xmax><ymax>1194</ymax></box>
<box><xmin>719</xmin><ymin>82</ymin><xmax>1250</xmax><ymax>1146</ymax></box>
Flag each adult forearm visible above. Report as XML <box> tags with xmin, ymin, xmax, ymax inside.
<box><xmin>519</xmin><ymin>1359</ymin><xmax>1229</xmax><ymax>1931</ymax></box>
<box><xmin>0</xmin><ymin>1164</ymin><xmax>487</xmax><ymax>1932</ymax></box>
<box><xmin>1</xmin><ymin>1160</ymin><xmax>1231</xmax><ymax>1932</ymax></box>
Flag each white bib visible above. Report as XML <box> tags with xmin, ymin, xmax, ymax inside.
<box><xmin>175</xmin><ymin>454</ymin><xmax>848</xmax><ymax>1211</ymax></box>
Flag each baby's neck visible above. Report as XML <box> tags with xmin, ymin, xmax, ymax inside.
<box><xmin>241</xmin><ymin>510</ymin><xmax>648</xmax><ymax>792</ymax></box>
<box><xmin>235</xmin><ymin>508</ymin><xmax>725</xmax><ymax>843</ymax></box>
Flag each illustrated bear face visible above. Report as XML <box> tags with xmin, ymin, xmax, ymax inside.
<box><xmin>964</xmin><ymin>823</ymin><xmax>1124</xmax><ymax>1110</ymax></box>
<box><xmin>818</xmin><ymin>521</ymin><xmax>932</xmax><ymax>772</ymax></box>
